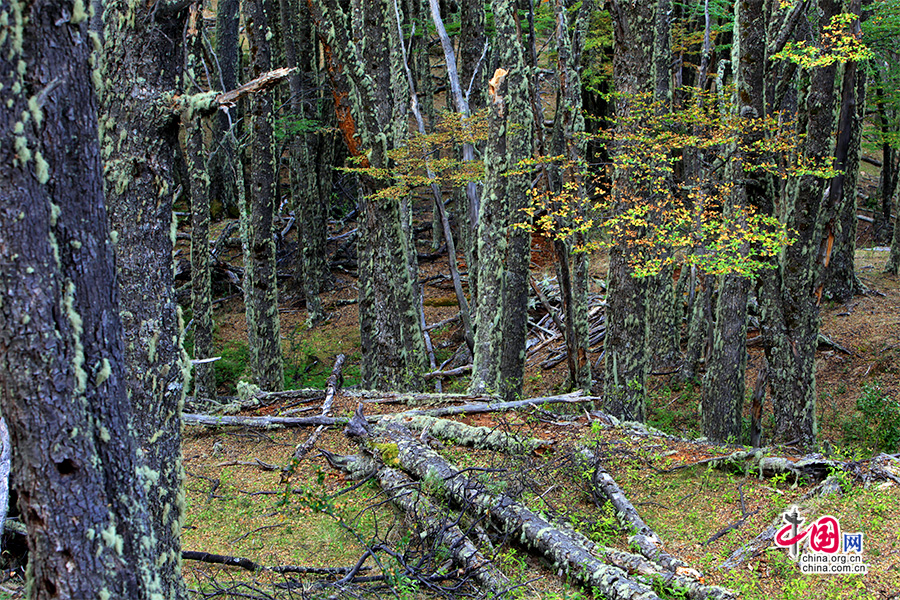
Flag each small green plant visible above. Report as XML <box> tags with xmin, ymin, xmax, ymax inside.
<box><xmin>842</xmin><ymin>381</ymin><xmax>900</xmax><ymax>454</ymax></box>
<box><xmin>213</xmin><ymin>342</ymin><xmax>251</xmax><ymax>394</ymax></box>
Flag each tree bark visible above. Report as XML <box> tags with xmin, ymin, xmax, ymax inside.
<box><xmin>243</xmin><ymin>0</ymin><xmax>285</xmax><ymax>391</ymax></box>
<box><xmin>100</xmin><ymin>0</ymin><xmax>191</xmax><ymax>593</ymax></box>
<box><xmin>0</xmin><ymin>3</ymin><xmax>169</xmax><ymax>593</ymax></box>
<box><xmin>603</xmin><ymin>0</ymin><xmax>658</xmax><ymax>421</ymax></box>
<box><xmin>183</xmin><ymin>5</ymin><xmax>217</xmax><ymax>402</ymax></box>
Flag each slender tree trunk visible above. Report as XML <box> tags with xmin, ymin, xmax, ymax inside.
<box><xmin>281</xmin><ymin>0</ymin><xmax>328</xmax><ymax>325</ymax></box>
<box><xmin>603</xmin><ymin>0</ymin><xmax>658</xmax><ymax>421</ymax></box>
<box><xmin>183</xmin><ymin>5</ymin><xmax>216</xmax><ymax>401</ymax></box>
<box><xmin>311</xmin><ymin>0</ymin><xmax>427</xmax><ymax>390</ymax></box>
<box><xmin>821</xmin><ymin>0</ymin><xmax>865</xmax><ymax>301</ymax></box>
<box><xmin>0</xmin><ymin>2</ymin><xmax>165</xmax><ymax>595</ymax></box>
<box><xmin>209</xmin><ymin>0</ymin><xmax>241</xmax><ymax>217</ymax></box>
<box><xmin>100</xmin><ymin>0</ymin><xmax>191</xmax><ymax>594</ymax></box>
<box><xmin>645</xmin><ymin>0</ymin><xmax>680</xmax><ymax>373</ymax></box>
<box><xmin>549</xmin><ymin>0</ymin><xmax>591</xmax><ymax>394</ymax></box>
<box><xmin>242</xmin><ymin>0</ymin><xmax>285</xmax><ymax>391</ymax></box>
<box><xmin>470</xmin><ymin>0</ymin><xmax>535</xmax><ymax>399</ymax></box>
<box><xmin>886</xmin><ymin>180</ymin><xmax>900</xmax><ymax>274</ymax></box>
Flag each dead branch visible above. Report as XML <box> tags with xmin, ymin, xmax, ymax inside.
<box><xmin>182</xmin><ymin>550</ymin><xmax>372</xmax><ymax>576</ymax></box>
<box><xmin>381</xmin><ymin>414</ymin><xmax>552</xmax><ymax>454</ymax></box>
<box><xmin>215</xmin><ymin>67</ymin><xmax>298</xmax><ymax>107</ymax></box>
<box><xmin>577</xmin><ymin>448</ymin><xmax>695</xmax><ymax>575</ymax></box>
<box><xmin>422</xmin><ymin>364</ymin><xmax>472</xmax><ymax>380</ymax></box>
<box><xmin>294</xmin><ymin>355</ymin><xmax>345</xmax><ymax>461</ymax></box>
<box><xmin>378</xmin><ymin>423</ymin><xmax>737</xmax><ymax>600</ymax></box>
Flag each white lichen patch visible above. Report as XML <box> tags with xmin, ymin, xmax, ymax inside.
<box><xmin>63</xmin><ymin>281</ymin><xmax>88</xmax><ymax>394</ymax></box>
<box><xmin>94</xmin><ymin>358</ymin><xmax>111</xmax><ymax>386</ymax></box>
<box><xmin>100</xmin><ymin>523</ymin><xmax>124</xmax><ymax>555</ymax></box>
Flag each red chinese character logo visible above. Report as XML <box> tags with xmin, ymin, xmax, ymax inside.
<box><xmin>775</xmin><ymin>513</ymin><xmax>841</xmax><ymax>555</ymax></box>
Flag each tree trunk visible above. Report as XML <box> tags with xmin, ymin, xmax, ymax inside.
<box><xmin>243</xmin><ymin>0</ymin><xmax>285</xmax><ymax>391</ymax></box>
<box><xmin>281</xmin><ymin>0</ymin><xmax>329</xmax><ymax>325</ymax></box>
<box><xmin>209</xmin><ymin>0</ymin><xmax>241</xmax><ymax>217</ymax></box>
<box><xmin>312</xmin><ymin>0</ymin><xmax>428</xmax><ymax>390</ymax></box>
<box><xmin>886</xmin><ymin>180</ymin><xmax>900</xmax><ymax>274</ymax></box>
<box><xmin>100</xmin><ymin>0</ymin><xmax>191</xmax><ymax>594</ymax></box>
<box><xmin>603</xmin><ymin>0</ymin><xmax>658</xmax><ymax>421</ymax></box>
<box><xmin>0</xmin><ymin>2</ymin><xmax>168</xmax><ymax>594</ymax></box>
<box><xmin>550</xmin><ymin>0</ymin><xmax>592</xmax><ymax>394</ymax></box>
<box><xmin>183</xmin><ymin>5</ymin><xmax>216</xmax><ymax>402</ymax></box>
<box><xmin>702</xmin><ymin>0</ymin><xmax>770</xmax><ymax>443</ymax></box>
<box><xmin>821</xmin><ymin>0</ymin><xmax>865</xmax><ymax>301</ymax></box>
<box><xmin>759</xmin><ymin>0</ymin><xmax>842</xmax><ymax>450</ymax></box>
<box><xmin>470</xmin><ymin>0</ymin><xmax>535</xmax><ymax>399</ymax></box>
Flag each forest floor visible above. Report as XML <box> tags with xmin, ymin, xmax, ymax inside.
<box><xmin>167</xmin><ymin>204</ymin><xmax>900</xmax><ymax>600</ymax></box>
<box><xmin>2</xmin><ymin>204</ymin><xmax>896</xmax><ymax>600</ymax></box>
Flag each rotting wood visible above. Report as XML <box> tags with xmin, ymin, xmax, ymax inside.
<box><xmin>377</xmin><ymin>424</ymin><xmax>737</xmax><ymax>600</ymax></box>
<box><xmin>381</xmin><ymin>414</ymin><xmax>552</xmax><ymax>454</ymax></box>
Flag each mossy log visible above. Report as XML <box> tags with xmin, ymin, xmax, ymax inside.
<box><xmin>377</xmin><ymin>424</ymin><xmax>737</xmax><ymax>600</ymax></box>
<box><xmin>183</xmin><ymin>414</ymin><xmax>344</xmax><ymax>428</ymax></box>
<box><xmin>361</xmin><ymin>459</ymin><xmax>511</xmax><ymax>596</ymax></box>
<box><xmin>381</xmin><ymin>414</ymin><xmax>552</xmax><ymax>454</ymax></box>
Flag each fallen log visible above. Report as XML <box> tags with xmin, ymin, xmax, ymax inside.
<box><xmin>185</xmin><ymin>393</ymin><xmax>596</xmax><ymax>430</ymax></box>
<box><xmin>696</xmin><ymin>449</ymin><xmax>843</xmax><ymax>484</ymax></box>
<box><xmin>381</xmin><ymin>414</ymin><xmax>552</xmax><ymax>454</ymax></box>
<box><xmin>577</xmin><ymin>448</ymin><xmax>694</xmax><ymax>575</ymax></box>
<box><xmin>378</xmin><ymin>424</ymin><xmax>736</xmax><ymax>600</ymax></box>
<box><xmin>718</xmin><ymin>475</ymin><xmax>842</xmax><ymax>570</ymax></box>
<box><xmin>183</xmin><ymin>414</ymin><xmax>345</xmax><ymax>428</ymax></box>
<box><xmin>352</xmin><ymin>458</ymin><xmax>512</xmax><ymax>596</ymax></box>
<box><xmin>392</xmin><ymin>392</ymin><xmax>596</xmax><ymax>418</ymax></box>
